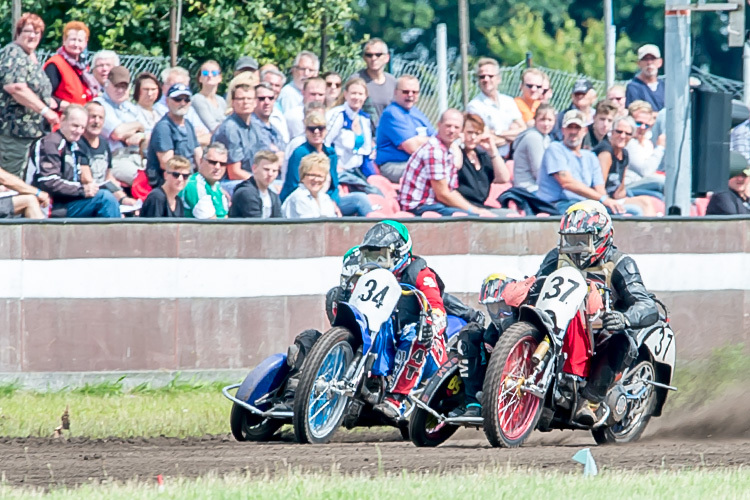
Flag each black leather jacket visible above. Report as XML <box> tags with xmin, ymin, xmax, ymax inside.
<box><xmin>535</xmin><ymin>246</ymin><xmax>659</xmax><ymax>329</ymax></box>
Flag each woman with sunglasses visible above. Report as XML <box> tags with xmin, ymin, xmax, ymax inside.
<box><xmin>282</xmin><ymin>112</ymin><xmax>372</xmax><ymax>216</ymax></box>
<box><xmin>594</xmin><ymin>115</ymin><xmax>656</xmax><ymax>215</ymax></box>
<box><xmin>191</xmin><ymin>60</ymin><xmax>226</xmax><ymax>133</ymax></box>
<box><xmin>322</xmin><ymin>71</ymin><xmax>342</xmax><ymax>110</ymax></box>
<box><xmin>624</xmin><ymin>100</ymin><xmax>665</xmax><ymax>199</ymax></box>
<box><xmin>140</xmin><ymin>155</ymin><xmax>189</xmax><ymax>217</ymax></box>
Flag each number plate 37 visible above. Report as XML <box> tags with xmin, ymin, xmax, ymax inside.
<box><xmin>536</xmin><ymin>266</ymin><xmax>589</xmax><ymax>332</ymax></box>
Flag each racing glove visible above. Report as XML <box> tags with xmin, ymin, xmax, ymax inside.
<box><xmin>602</xmin><ymin>311</ymin><xmax>630</xmax><ymax>332</ymax></box>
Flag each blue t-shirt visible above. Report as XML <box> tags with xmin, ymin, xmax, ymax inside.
<box><xmin>280</xmin><ymin>142</ymin><xmax>339</xmax><ymax>203</ymax></box>
<box><xmin>625</xmin><ymin>76</ymin><xmax>665</xmax><ymax>112</ymax></box>
<box><xmin>211</xmin><ymin>113</ymin><xmax>264</xmax><ymax>174</ymax></box>
<box><xmin>375</xmin><ymin>103</ymin><xmax>434</xmax><ymax>165</ymax></box>
<box><xmin>146</xmin><ymin>114</ymin><xmax>199</xmax><ymax>180</ymax></box>
<box><xmin>536</xmin><ymin>142</ymin><xmax>604</xmax><ymax>204</ymax></box>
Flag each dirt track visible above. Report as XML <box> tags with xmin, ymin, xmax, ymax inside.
<box><xmin>2</xmin><ymin>429</ymin><xmax>749</xmax><ymax>489</ymax></box>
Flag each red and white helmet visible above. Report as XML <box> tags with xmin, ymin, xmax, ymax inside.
<box><xmin>558</xmin><ymin>200</ymin><xmax>613</xmax><ymax>269</ymax></box>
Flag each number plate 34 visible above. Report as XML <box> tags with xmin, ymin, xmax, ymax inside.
<box><xmin>349</xmin><ymin>268</ymin><xmax>402</xmax><ymax>333</ymax></box>
<box><xmin>536</xmin><ymin>266</ymin><xmax>589</xmax><ymax>333</ymax></box>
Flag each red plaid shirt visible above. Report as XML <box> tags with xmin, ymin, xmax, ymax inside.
<box><xmin>397</xmin><ymin>136</ymin><xmax>458</xmax><ymax>210</ymax></box>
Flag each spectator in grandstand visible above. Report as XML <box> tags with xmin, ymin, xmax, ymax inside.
<box><xmin>285</xmin><ymin>77</ymin><xmax>326</xmax><ymax>138</ymax></box>
<box><xmin>515</xmin><ymin>68</ymin><xmax>547</xmax><ymax>126</ymax></box>
<box><xmin>626</xmin><ymin>44</ymin><xmax>665</xmax><ymax>112</ymax></box>
<box><xmin>44</xmin><ymin>21</ymin><xmax>98</xmax><ymax>112</ymax></box>
<box><xmin>0</xmin><ymin>164</ymin><xmax>48</xmax><ymax>219</ymax></box>
<box><xmin>281</xmin><ymin>152</ymin><xmax>339</xmax><ymax>218</ymax></box>
<box><xmin>355</xmin><ymin>38</ymin><xmax>397</xmax><ymax>125</ymax></box>
<box><xmin>253</xmin><ymin>82</ymin><xmax>286</xmax><ymax>158</ymax></box>
<box><xmin>586</xmin><ymin>100</ymin><xmax>617</xmax><ymax>150</ymax></box>
<box><xmin>624</xmin><ymin>100</ymin><xmax>665</xmax><ymax>198</ymax></box>
<box><xmin>229</xmin><ymin>150</ymin><xmax>282</xmax><ymax>218</ymax></box>
<box><xmin>191</xmin><ymin>60</ymin><xmax>226</xmax><ymax>133</ymax></box>
<box><xmin>233</xmin><ymin>56</ymin><xmax>259</xmax><ymax>82</ymax></box>
<box><xmin>182</xmin><ymin>142</ymin><xmax>230</xmax><ymax>219</ymax></box>
<box><xmin>456</xmin><ymin>112</ymin><xmax>512</xmax><ymax>213</ymax></box>
<box><xmin>0</xmin><ymin>13</ymin><xmax>58</xmax><ymax>178</ymax></box>
<box><xmin>281</xmin><ymin>101</ymin><xmax>325</xmax><ymax>183</ymax></box>
<box><xmin>77</xmin><ymin>101</ymin><xmax>137</xmax><ymax>206</ymax></box>
<box><xmin>325</xmin><ymin>78</ymin><xmax>374</xmax><ymax>181</ymax></box>
<box><xmin>155</xmin><ymin>66</ymin><xmax>211</xmax><ymax>146</ymax></box>
<box><xmin>730</xmin><ymin>118</ymin><xmax>750</xmax><ymax>162</ymax></box>
<box><xmin>467</xmin><ymin>57</ymin><xmax>525</xmax><ymax>158</ymax></box>
<box><xmin>512</xmin><ymin>103</ymin><xmax>556</xmax><ymax>193</ymax></box>
<box><xmin>212</xmin><ymin>83</ymin><xmax>263</xmax><ymax>183</ymax></box>
<box><xmin>593</xmin><ymin>115</ymin><xmax>657</xmax><ymax>216</ymax></box>
<box><xmin>28</xmin><ymin>105</ymin><xmax>120</xmax><ymax>218</ymax></box>
<box><xmin>95</xmin><ymin>66</ymin><xmax>145</xmax><ymax>152</ymax></box>
<box><xmin>323</xmin><ymin>71</ymin><xmax>342</xmax><ymax>110</ymax></box>
<box><xmin>541</xmin><ymin>75</ymin><xmax>552</xmax><ymax>104</ymax></box>
<box><xmin>260</xmin><ymin>68</ymin><xmax>290</xmax><ymax>144</ymax></box>
<box><xmin>398</xmin><ymin>109</ymin><xmax>494</xmax><ymax>217</ymax></box>
<box><xmin>536</xmin><ymin>109</ymin><xmax>624</xmax><ymax>215</ymax></box>
<box><xmin>140</xmin><ymin>155</ymin><xmax>188</xmax><ymax>218</ymax></box>
<box><xmin>376</xmin><ymin>75</ymin><xmax>435</xmax><ymax>183</ymax></box>
<box><xmin>278</xmin><ymin>51</ymin><xmax>319</xmax><ymax>114</ymax></box>
<box><xmin>706</xmin><ymin>154</ymin><xmax>750</xmax><ymax>215</ymax></box>
<box><xmin>282</xmin><ymin>112</ymin><xmax>372</xmax><ymax>216</ymax></box>
<box><xmin>606</xmin><ymin>85</ymin><xmax>628</xmax><ymax>118</ymax></box>
<box><xmin>146</xmin><ymin>83</ymin><xmax>202</xmax><ymax>187</ymax></box>
<box><xmin>133</xmin><ymin>71</ymin><xmax>163</xmax><ymax>135</ymax></box>
<box><xmin>90</xmin><ymin>50</ymin><xmax>119</xmax><ymax>91</ymax></box>
<box><xmin>550</xmin><ymin>78</ymin><xmax>596</xmax><ymax>141</ymax></box>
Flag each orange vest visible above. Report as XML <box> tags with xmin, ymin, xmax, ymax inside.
<box><xmin>44</xmin><ymin>54</ymin><xmax>94</xmax><ymax>108</ymax></box>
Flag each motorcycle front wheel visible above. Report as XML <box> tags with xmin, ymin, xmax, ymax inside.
<box><xmin>293</xmin><ymin>327</ymin><xmax>356</xmax><ymax>444</ymax></box>
<box><xmin>482</xmin><ymin>321</ymin><xmax>544</xmax><ymax>448</ymax></box>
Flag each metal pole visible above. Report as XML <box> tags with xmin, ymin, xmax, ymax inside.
<box><xmin>744</xmin><ymin>40</ymin><xmax>750</xmax><ymax>106</ymax></box>
<box><xmin>604</xmin><ymin>0</ymin><xmax>615</xmax><ymax>89</ymax></box>
<box><xmin>11</xmin><ymin>0</ymin><xmax>21</xmax><ymax>37</ymax></box>
<box><xmin>664</xmin><ymin>4</ymin><xmax>692</xmax><ymax>215</ymax></box>
<box><xmin>458</xmin><ymin>0</ymin><xmax>470</xmax><ymax>108</ymax></box>
<box><xmin>436</xmin><ymin>24</ymin><xmax>448</xmax><ymax>114</ymax></box>
<box><xmin>169</xmin><ymin>1</ymin><xmax>177</xmax><ymax>67</ymax></box>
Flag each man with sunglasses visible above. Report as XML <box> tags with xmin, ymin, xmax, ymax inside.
<box><xmin>95</xmin><ymin>66</ymin><xmax>144</xmax><ymax>154</ymax></box>
<box><xmin>376</xmin><ymin>74</ymin><xmax>435</xmax><ymax>183</ymax></box>
<box><xmin>182</xmin><ymin>142</ymin><xmax>230</xmax><ymax>219</ymax></box>
<box><xmin>252</xmin><ymin>82</ymin><xmax>286</xmax><ymax>160</ymax></box>
<box><xmin>146</xmin><ymin>83</ymin><xmax>202</xmax><ymax>188</ymax></box>
<box><xmin>515</xmin><ymin>68</ymin><xmax>547</xmax><ymax>126</ymax></box>
<box><xmin>625</xmin><ymin>44</ymin><xmax>665</xmax><ymax>111</ymax></box>
<box><xmin>140</xmin><ymin>155</ymin><xmax>189</xmax><ymax>217</ymax></box>
<box><xmin>467</xmin><ymin>57</ymin><xmax>525</xmax><ymax>158</ymax></box>
<box><xmin>550</xmin><ymin>78</ymin><xmax>596</xmax><ymax>142</ymax></box>
<box><xmin>355</xmin><ymin>38</ymin><xmax>397</xmax><ymax>125</ymax></box>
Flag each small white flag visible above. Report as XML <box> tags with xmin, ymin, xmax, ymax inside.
<box><xmin>572</xmin><ymin>448</ymin><xmax>598</xmax><ymax>476</ymax></box>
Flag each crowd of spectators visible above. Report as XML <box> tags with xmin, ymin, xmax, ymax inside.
<box><xmin>0</xmin><ymin>14</ymin><xmax>747</xmax><ymax>220</ymax></box>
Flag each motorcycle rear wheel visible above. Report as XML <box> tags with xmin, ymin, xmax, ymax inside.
<box><xmin>229</xmin><ymin>403</ymin><xmax>283</xmax><ymax>442</ymax></box>
<box><xmin>482</xmin><ymin>321</ymin><xmax>544</xmax><ymax>448</ymax></box>
<box><xmin>293</xmin><ymin>327</ymin><xmax>356</xmax><ymax>444</ymax></box>
<box><xmin>592</xmin><ymin>359</ymin><xmax>657</xmax><ymax>445</ymax></box>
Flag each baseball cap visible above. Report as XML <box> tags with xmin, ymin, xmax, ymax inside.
<box><xmin>234</xmin><ymin>56</ymin><xmax>259</xmax><ymax>72</ymax></box>
<box><xmin>562</xmin><ymin>109</ymin><xmax>585</xmax><ymax>128</ymax></box>
<box><xmin>729</xmin><ymin>151</ymin><xmax>750</xmax><ymax>178</ymax></box>
<box><xmin>638</xmin><ymin>44</ymin><xmax>661</xmax><ymax>60</ymax></box>
<box><xmin>108</xmin><ymin>66</ymin><xmax>131</xmax><ymax>85</ymax></box>
<box><xmin>572</xmin><ymin>78</ymin><xmax>593</xmax><ymax>95</ymax></box>
<box><xmin>167</xmin><ymin>83</ymin><xmax>192</xmax><ymax>99</ymax></box>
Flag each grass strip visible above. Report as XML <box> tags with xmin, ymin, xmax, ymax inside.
<box><xmin>2</xmin><ymin>468</ymin><xmax>750</xmax><ymax>499</ymax></box>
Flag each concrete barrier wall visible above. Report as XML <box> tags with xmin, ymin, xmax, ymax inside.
<box><xmin>0</xmin><ymin>218</ymin><xmax>748</xmax><ymax>373</ymax></box>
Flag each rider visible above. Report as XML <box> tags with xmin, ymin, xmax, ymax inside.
<box><xmin>448</xmin><ymin>273</ymin><xmax>521</xmax><ymax>419</ymax></box>
<box><xmin>358</xmin><ymin>220</ymin><xmax>449</xmax><ymax>421</ymax></box>
<box><xmin>535</xmin><ymin>200</ymin><xmax>659</xmax><ymax>426</ymax></box>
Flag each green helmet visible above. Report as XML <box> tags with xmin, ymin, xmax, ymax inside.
<box><xmin>360</xmin><ymin>221</ymin><xmax>413</xmax><ymax>272</ymax></box>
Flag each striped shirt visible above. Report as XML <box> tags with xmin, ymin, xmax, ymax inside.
<box><xmin>397</xmin><ymin>136</ymin><xmax>457</xmax><ymax>211</ymax></box>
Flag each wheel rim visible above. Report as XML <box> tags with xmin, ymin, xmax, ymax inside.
<box><xmin>496</xmin><ymin>335</ymin><xmax>541</xmax><ymax>441</ymax></box>
<box><xmin>610</xmin><ymin>361</ymin><xmax>655</xmax><ymax>438</ymax></box>
<box><xmin>307</xmin><ymin>341</ymin><xmax>353</xmax><ymax>440</ymax></box>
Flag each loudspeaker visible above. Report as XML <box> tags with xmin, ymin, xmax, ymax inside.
<box><xmin>691</xmin><ymin>89</ymin><xmax>732</xmax><ymax>196</ymax></box>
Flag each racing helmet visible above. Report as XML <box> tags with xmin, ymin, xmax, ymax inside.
<box><xmin>340</xmin><ymin>246</ymin><xmax>362</xmax><ymax>286</ymax></box>
<box><xmin>359</xmin><ymin>220</ymin><xmax>413</xmax><ymax>272</ymax></box>
<box><xmin>558</xmin><ymin>200</ymin><xmax>613</xmax><ymax>269</ymax></box>
<box><xmin>479</xmin><ymin>273</ymin><xmax>516</xmax><ymax>326</ymax></box>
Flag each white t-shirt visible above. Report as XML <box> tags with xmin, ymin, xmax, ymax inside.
<box><xmin>281</xmin><ymin>185</ymin><xmax>337</xmax><ymax>218</ymax></box>
<box><xmin>260</xmin><ymin>189</ymin><xmax>272</xmax><ymax>219</ymax></box>
<box><xmin>467</xmin><ymin>91</ymin><xmax>522</xmax><ymax>156</ymax></box>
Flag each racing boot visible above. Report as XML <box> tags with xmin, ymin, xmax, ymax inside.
<box><xmin>373</xmin><ymin>395</ymin><xmax>404</xmax><ymax>423</ymax></box>
<box><xmin>275</xmin><ymin>378</ymin><xmax>298</xmax><ymax>412</ymax></box>
<box><xmin>450</xmin><ymin>403</ymin><xmax>481</xmax><ymax>418</ymax></box>
<box><xmin>573</xmin><ymin>398</ymin><xmax>600</xmax><ymax>427</ymax></box>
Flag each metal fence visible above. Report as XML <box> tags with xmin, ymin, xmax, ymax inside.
<box><xmin>38</xmin><ymin>50</ymin><xmax>170</xmax><ymax>78</ymax></box>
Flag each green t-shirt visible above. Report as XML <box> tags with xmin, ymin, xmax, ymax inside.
<box><xmin>181</xmin><ymin>173</ymin><xmax>229</xmax><ymax>219</ymax></box>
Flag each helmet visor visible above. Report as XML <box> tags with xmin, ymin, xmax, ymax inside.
<box><xmin>486</xmin><ymin>301</ymin><xmax>514</xmax><ymax>323</ymax></box>
<box><xmin>360</xmin><ymin>247</ymin><xmax>393</xmax><ymax>269</ymax></box>
<box><xmin>559</xmin><ymin>233</ymin><xmax>594</xmax><ymax>255</ymax></box>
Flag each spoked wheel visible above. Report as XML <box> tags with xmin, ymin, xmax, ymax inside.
<box><xmin>229</xmin><ymin>403</ymin><xmax>283</xmax><ymax>442</ymax></box>
<box><xmin>592</xmin><ymin>359</ymin><xmax>657</xmax><ymax>445</ymax></box>
<box><xmin>293</xmin><ymin>327</ymin><xmax>356</xmax><ymax>444</ymax></box>
<box><xmin>409</xmin><ymin>370</ymin><xmax>463</xmax><ymax>447</ymax></box>
<box><xmin>482</xmin><ymin>322</ymin><xmax>544</xmax><ymax>448</ymax></box>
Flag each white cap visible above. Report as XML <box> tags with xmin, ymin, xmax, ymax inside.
<box><xmin>637</xmin><ymin>44</ymin><xmax>661</xmax><ymax>60</ymax></box>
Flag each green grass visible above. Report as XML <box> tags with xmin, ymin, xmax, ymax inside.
<box><xmin>2</xmin><ymin>468</ymin><xmax>750</xmax><ymax>499</ymax></box>
<box><xmin>0</xmin><ymin>378</ymin><xmax>234</xmax><ymax>439</ymax></box>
